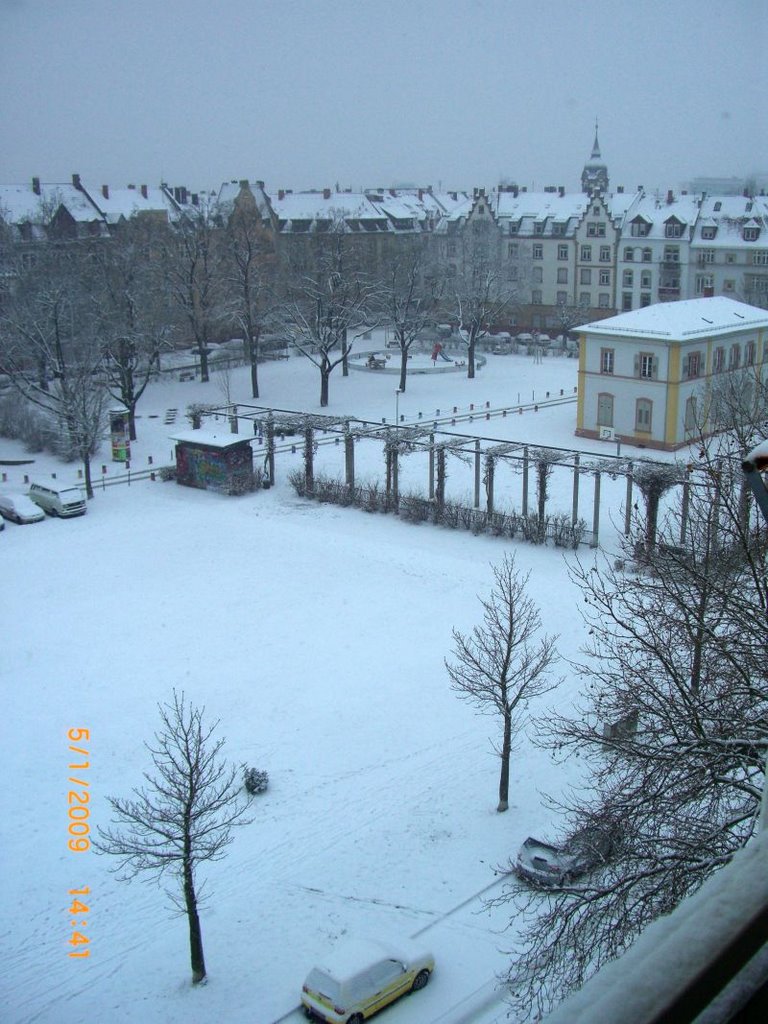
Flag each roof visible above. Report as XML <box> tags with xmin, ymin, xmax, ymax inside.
<box><xmin>581</xmin><ymin>297</ymin><xmax>768</xmax><ymax>342</ymax></box>
<box><xmin>81</xmin><ymin>184</ymin><xmax>178</xmax><ymax>224</ymax></box>
<box><xmin>170</xmin><ymin>430</ymin><xmax>252</xmax><ymax>449</ymax></box>
<box><xmin>0</xmin><ymin>182</ymin><xmax>101</xmax><ymax>224</ymax></box>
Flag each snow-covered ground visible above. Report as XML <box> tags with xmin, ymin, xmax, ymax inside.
<box><xmin>0</xmin><ymin>346</ymin><xmax>671</xmax><ymax>1024</ymax></box>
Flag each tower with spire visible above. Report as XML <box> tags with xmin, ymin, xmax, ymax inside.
<box><xmin>581</xmin><ymin>121</ymin><xmax>609</xmax><ymax>195</ymax></box>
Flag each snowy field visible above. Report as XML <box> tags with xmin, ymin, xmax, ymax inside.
<box><xmin>0</xmin><ymin>346</ymin><xmax>678</xmax><ymax>1024</ymax></box>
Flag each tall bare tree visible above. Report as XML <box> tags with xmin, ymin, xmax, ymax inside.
<box><xmin>0</xmin><ymin>244</ymin><xmax>107</xmax><ymax>496</ymax></box>
<box><xmin>95</xmin><ymin>691</ymin><xmax>252</xmax><ymax>985</ymax></box>
<box><xmin>222</xmin><ymin>186</ymin><xmax>276</xmax><ymax>399</ymax></box>
<box><xmin>446</xmin><ymin>553</ymin><xmax>560</xmax><ymax>812</ymax></box>
<box><xmin>277</xmin><ymin>228</ymin><xmax>375</xmax><ymax>407</ymax></box>
<box><xmin>378</xmin><ymin>238</ymin><xmax>441</xmax><ymax>392</ymax></box>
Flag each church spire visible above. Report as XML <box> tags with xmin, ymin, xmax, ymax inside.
<box><xmin>582</xmin><ymin>120</ymin><xmax>609</xmax><ymax>195</ymax></box>
<box><xmin>591</xmin><ymin>119</ymin><xmax>601</xmax><ymax>160</ymax></box>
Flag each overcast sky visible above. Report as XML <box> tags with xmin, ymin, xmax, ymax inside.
<box><xmin>1</xmin><ymin>0</ymin><xmax>766</xmax><ymax>195</ymax></box>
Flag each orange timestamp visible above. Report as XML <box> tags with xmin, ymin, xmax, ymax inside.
<box><xmin>67</xmin><ymin>728</ymin><xmax>90</xmax><ymax>852</ymax></box>
<box><xmin>67</xmin><ymin>887</ymin><xmax>91</xmax><ymax>958</ymax></box>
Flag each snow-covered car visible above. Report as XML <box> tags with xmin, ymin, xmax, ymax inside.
<box><xmin>0</xmin><ymin>492</ymin><xmax>46</xmax><ymax>524</ymax></box>
<box><xmin>515</xmin><ymin>826</ymin><xmax>616</xmax><ymax>887</ymax></box>
<box><xmin>301</xmin><ymin>937</ymin><xmax>434</xmax><ymax>1023</ymax></box>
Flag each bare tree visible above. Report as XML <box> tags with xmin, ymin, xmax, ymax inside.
<box><xmin>377</xmin><ymin>238</ymin><xmax>441</xmax><ymax>392</ymax></box>
<box><xmin>0</xmin><ymin>245</ymin><xmax>107</xmax><ymax>496</ymax></box>
<box><xmin>164</xmin><ymin>199</ymin><xmax>229</xmax><ymax>383</ymax></box>
<box><xmin>95</xmin><ymin>691</ymin><xmax>251</xmax><ymax>985</ymax></box>
<box><xmin>277</xmin><ymin>228</ymin><xmax>375</xmax><ymax>407</ymax></box>
<box><xmin>222</xmin><ymin>186</ymin><xmax>276</xmax><ymax>399</ymax></box>
<box><xmin>446</xmin><ymin>553</ymin><xmax>560</xmax><ymax>812</ymax></box>
<box><xmin>448</xmin><ymin>228</ymin><xmax>514</xmax><ymax>378</ymax></box>
<box><xmin>501</xmin><ymin>431</ymin><xmax>768</xmax><ymax>1019</ymax></box>
<box><xmin>93</xmin><ymin>217</ymin><xmax>173</xmax><ymax>439</ymax></box>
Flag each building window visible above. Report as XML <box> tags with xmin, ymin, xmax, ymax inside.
<box><xmin>752</xmin><ymin>251</ymin><xmax>768</xmax><ymax>265</ymax></box>
<box><xmin>599</xmin><ymin>246</ymin><xmax>611</xmax><ymax>262</ymax></box>
<box><xmin>701</xmin><ymin>226</ymin><xmax>717</xmax><ymax>240</ymax></box>
<box><xmin>600</xmin><ymin>348</ymin><xmax>614</xmax><ymax>374</ymax></box>
<box><xmin>713</xmin><ymin>347</ymin><xmax>725</xmax><ymax>372</ymax></box>
<box><xmin>599</xmin><ymin>269</ymin><xmax>610</xmax><ymax>286</ymax></box>
<box><xmin>642</xmin><ymin>248</ymin><xmax>652</xmax><ymax>263</ymax></box>
<box><xmin>597</xmin><ymin>393</ymin><xmax>614</xmax><ymax>427</ymax></box>
<box><xmin>557</xmin><ymin>244</ymin><xmax>568</xmax><ymax>260</ymax></box>
<box><xmin>587</xmin><ymin>222</ymin><xmax>607</xmax><ymax>237</ymax></box>
<box><xmin>635</xmin><ymin>398</ymin><xmax>652</xmax><ymax>432</ymax></box>
<box><xmin>729</xmin><ymin>344</ymin><xmax>741</xmax><ymax>370</ymax></box>
<box><xmin>532</xmin><ymin>243</ymin><xmax>543</xmax><ymax>260</ymax></box>
<box><xmin>744</xmin><ymin>226</ymin><xmax>760</xmax><ymax>241</ymax></box>
<box><xmin>696</xmin><ymin>275</ymin><xmax>714</xmax><ymax>294</ymax></box>
<box><xmin>531</xmin><ymin>289</ymin><xmax>542</xmax><ymax>305</ymax></box>
<box><xmin>665</xmin><ymin>220</ymin><xmax>683</xmax><ymax>238</ymax></box>
<box><xmin>725</xmin><ymin>252</ymin><xmax>737</xmax><ymax>264</ymax></box>
<box><xmin>599</xmin><ymin>293</ymin><xmax>610</xmax><ymax>308</ymax></box>
<box><xmin>579</xmin><ymin>291</ymin><xmax>591</xmax><ymax>306</ymax></box>
<box><xmin>622</xmin><ymin>292</ymin><xmax>633</xmax><ymax>311</ymax></box>
<box><xmin>698</xmin><ymin>249</ymin><xmax>715</xmax><ymax>264</ymax></box>
<box><xmin>636</xmin><ymin>352</ymin><xmax>657</xmax><ymax>379</ymax></box>
<box><xmin>640</xmin><ymin>292</ymin><xmax>651</xmax><ymax>307</ymax></box>
<box><xmin>580</xmin><ymin>268</ymin><xmax>592</xmax><ymax>285</ymax></box>
<box><xmin>556</xmin><ymin>290</ymin><xmax>568</xmax><ymax>304</ymax></box>
<box><xmin>622</xmin><ymin>269</ymin><xmax>633</xmax><ymax>287</ymax></box>
<box><xmin>507</xmin><ymin>242</ymin><xmax>518</xmax><ymax>258</ymax></box>
<box><xmin>532</xmin><ymin>266</ymin><xmax>543</xmax><ymax>283</ymax></box>
<box><xmin>509</xmin><ymin>222</ymin><xmax>519</xmax><ymax>235</ymax></box>
<box><xmin>663</xmin><ymin>246</ymin><xmax>680</xmax><ymax>263</ymax></box>
<box><xmin>557</xmin><ymin>267</ymin><xmax>568</xmax><ymax>283</ymax></box>
<box><xmin>580</xmin><ymin>244</ymin><xmax>592</xmax><ymax>262</ymax></box>
<box><xmin>641</xmin><ymin>271</ymin><xmax>652</xmax><ymax>288</ymax></box>
<box><xmin>683</xmin><ymin>351</ymin><xmax>702</xmax><ymax>379</ymax></box>
<box><xmin>724</xmin><ymin>279</ymin><xmax>735</xmax><ymax>292</ymax></box>
<box><xmin>746</xmin><ymin>340</ymin><xmax>756</xmax><ymax>366</ymax></box>
<box><xmin>631</xmin><ymin>220</ymin><xmax>650</xmax><ymax>237</ymax></box>
<box><xmin>624</xmin><ymin>247</ymin><xmax>634</xmax><ymax>261</ymax></box>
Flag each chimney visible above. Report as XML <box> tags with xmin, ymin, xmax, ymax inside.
<box><xmin>239</xmin><ymin>179</ymin><xmax>249</xmax><ymax>189</ymax></box>
<box><xmin>278</xmin><ymin>189</ymin><xmax>285</xmax><ymax>201</ymax></box>
<box><xmin>140</xmin><ymin>184</ymin><xmax>148</xmax><ymax>199</ymax></box>
<box><xmin>418</xmin><ymin>189</ymin><xmax>423</xmax><ymax>200</ymax></box>
<box><xmin>323</xmin><ymin>187</ymin><xmax>331</xmax><ymax>199</ymax></box>
<box><xmin>256</xmin><ymin>180</ymin><xmax>264</xmax><ymax>189</ymax></box>
<box><xmin>389</xmin><ymin>188</ymin><xmax>396</xmax><ymax>197</ymax></box>
<box><xmin>638</xmin><ymin>185</ymin><xmax>644</xmax><ymax>193</ymax></box>
<box><xmin>191</xmin><ymin>193</ymin><xmax>199</xmax><ymax>206</ymax></box>
<box><xmin>32</xmin><ymin>177</ymin><xmax>41</xmax><ymax>195</ymax></box>
<box><xmin>181</xmin><ymin>186</ymin><xmax>188</xmax><ymax>205</ymax></box>
<box><xmin>128</xmin><ymin>183</ymin><xmax>135</xmax><ymax>190</ymax></box>
<box><xmin>101</xmin><ymin>185</ymin><xmax>109</xmax><ymax>199</ymax></box>
<box><xmin>666</xmin><ymin>189</ymin><xmax>674</xmax><ymax>204</ymax></box>
<box><xmin>617</xmin><ymin>185</ymin><xmax>624</xmax><ymax>194</ymax></box>
<box><xmin>512</xmin><ymin>185</ymin><xmax>518</xmax><ymax>198</ymax></box>
<box><xmin>559</xmin><ymin>185</ymin><xmax>565</xmax><ymax>197</ymax></box>
<box><xmin>72</xmin><ymin>173</ymin><xmax>82</xmax><ymax>190</ymax></box>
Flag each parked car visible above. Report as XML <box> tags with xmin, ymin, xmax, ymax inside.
<box><xmin>0</xmin><ymin>492</ymin><xmax>46</xmax><ymax>524</ymax></box>
<box><xmin>301</xmin><ymin>937</ymin><xmax>434</xmax><ymax>1023</ymax></box>
<box><xmin>515</xmin><ymin>825</ymin><xmax>617</xmax><ymax>887</ymax></box>
<box><xmin>28</xmin><ymin>482</ymin><xmax>87</xmax><ymax>518</ymax></box>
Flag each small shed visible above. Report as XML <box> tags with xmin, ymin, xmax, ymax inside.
<box><xmin>171</xmin><ymin>430</ymin><xmax>255</xmax><ymax>494</ymax></box>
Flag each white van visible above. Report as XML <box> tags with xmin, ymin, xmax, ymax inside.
<box><xmin>28</xmin><ymin>482</ymin><xmax>87</xmax><ymax>518</ymax></box>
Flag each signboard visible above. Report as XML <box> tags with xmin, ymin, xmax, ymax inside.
<box><xmin>109</xmin><ymin>408</ymin><xmax>131</xmax><ymax>462</ymax></box>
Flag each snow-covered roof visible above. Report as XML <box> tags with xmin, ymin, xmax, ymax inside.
<box><xmin>81</xmin><ymin>184</ymin><xmax>178</xmax><ymax>224</ymax></box>
<box><xmin>170</xmin><ymin>430</ymin><xmax>252</xmax><ymax>449</ymax></box>
<box><xmin>272</xmin><ymin>190</ymin><xmax>383</xmax><ymax>223</ymax></box>
<box><xmin>0</xmin><ymin>182</ymin><xmax>101</xmax><ymax>224</ymax></box>
<box><xmin>581</xmin><ymin>297</ymin><xmax>768</xmax><ymax>342</ymax></box>
<box><xmin>617</xmin><ymin>192</ymin><xmax>701</xmax><ymax>240</ymax></box>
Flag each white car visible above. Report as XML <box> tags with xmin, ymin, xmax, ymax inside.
<box><xmin>0</xmin><ymin>492</ymin><xmax>46</xmax><ymax>524</ymax></box>
<box><xmin>301</xmin><ymin>937</ymin><xmax>435</xmax><ymax>1023</ymax></box>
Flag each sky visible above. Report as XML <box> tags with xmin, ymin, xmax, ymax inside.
<box><xmin>1</xmin><ymin>0</ymin><xmax>767</xmax><ymax>196</ymax></box>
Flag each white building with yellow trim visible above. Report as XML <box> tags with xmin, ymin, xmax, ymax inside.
<box><xmin>575</xmin><ymin>297</ymin><xmax>768</xmax><ymax>451</ymax></box>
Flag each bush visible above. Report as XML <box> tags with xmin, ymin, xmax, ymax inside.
<box><xmin>158</xmin><ymin>465</ymin><xmax>177</xmax><ymax>482</ymax></box>
<box><xmin>228</xmin><ymin>468</ymin><xmax>262</xmax><ymax>496</ymax></box>
<box><xmin>242</xmin><ymin>766</ymin><xmax>269</xmax><ymax>795</ymax></box>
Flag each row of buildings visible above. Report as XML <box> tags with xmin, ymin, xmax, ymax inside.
<box><xmin>2</xmin><ymin>132</ymin><xmax>767</xmax><ymax>332</ymax></box>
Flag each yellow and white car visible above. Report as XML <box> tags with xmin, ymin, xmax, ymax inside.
<box><xmin>301</xmin><ymin>937</ymin><xmax>435</xmax><ymax>1023</ymax></box>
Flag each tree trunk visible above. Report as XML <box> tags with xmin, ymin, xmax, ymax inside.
<box><xmin>497</xmin><ymin>711</ymin><xmax>511</xmax><ymax>812</ymax></box>
<box><xmin>199</xmin><ymin>347</ymin><xmax>210</xmax><ymax>383</ymax></box>
<box><xmin>399</xmin><ymin>349</ymin><xmax>408</xmax><ymax>392</ymax></box>
<box><xmin>467</xmin><ymin>330</ymin><xmax>476</xmax><ymax>379</ymax></box>
<box><xmin>341</xmin><ymin>328</ymin><xmax>349</xmax><ymax>377</ymax></box>
<box><xmin>248</xmin><ymin>327</ymin><xmax>260</xmax><ymax>399</ymax></box>
<box><xmin>320</xmin><ymin>367</ymin><xmax>330</xmax><ymax>407</ymax></box>
<box><xmin>83</xmin><ymin>451</ymin><xmax>94</xmax><ymax>500</ymax></box>
<box><xmin>183</xmin><ymin>857</ymin><xmax>206</xmax><ymax>984</ymax></box>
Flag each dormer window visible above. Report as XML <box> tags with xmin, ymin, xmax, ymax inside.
<box><xmin>744</xmin><ymin>226</ymin><xmax>760</xmax><ymax>241</ymax></box>
<box><xmin>701</xmin><ymin>226</ymin><xmax>717</xmax><ymax>240</ymax></box>
<box><xmin>509</xmin><ymin>222</ymin><xmax>519</xmax><ymax>235</ymax></box>
<box><xmin>665</xmin><ymin>219</ymin><xmax>683</xmax><ymax>238</ymax></box>
<box><xmin>630</xmin><ymin>218</ymin><xmax>650</xmax><ymax>237</ymax></box>
<box><xmin>714</xmin><ymin>201</ymin><xmax>722</xmax><ymax>212</ymax></box>
<box><xmin>533</xmin><ymin>221</ymin><xmax>544</xmax><ymax>235</ymax></box>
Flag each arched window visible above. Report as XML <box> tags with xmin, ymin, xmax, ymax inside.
<box><xmin>635</xmin><ymin>398</ymin><xmax>652</xmax><ymax>432</ymax></box>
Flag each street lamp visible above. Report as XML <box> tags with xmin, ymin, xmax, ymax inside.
<box><xmin>395</xmin><ymin>388</ymin><xmax>403</xmax><ymax>426</ymax></box>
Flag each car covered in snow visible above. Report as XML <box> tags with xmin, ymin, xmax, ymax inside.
<box><xmin>301</xmin><ymin>937</ymin><xmax>434</xmax><ymax>1023</ymax></box>
<box><xmin>515</xmin><ymin>825</ymin><xmax>617</xmax><ymax>887</ymax></box>
<box><xmin>0</xmin><ymin>492</ymin><xmax>46</xmax><ymax>524</ymax></box>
